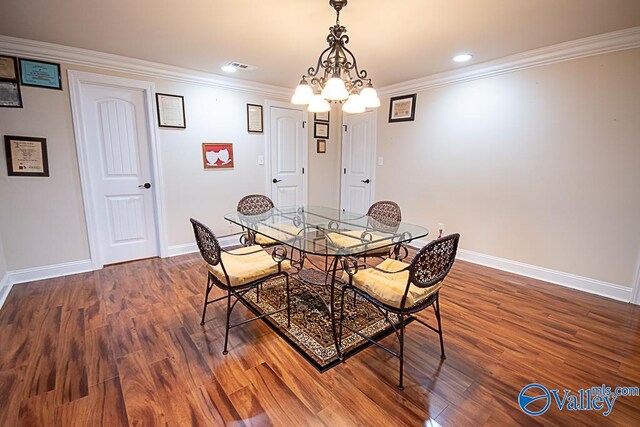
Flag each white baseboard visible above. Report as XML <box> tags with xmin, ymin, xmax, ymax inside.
<box><xmin>8</xmin><ymin>259</ymin><xmax>94</xmax><ymax>285</ymax></box>
<box><xmin>0</xmin><ymin>259</ymin><xmax>94</xmax><ymax>311</ymax></box>
<box><xmin>166</xmin><ymin>235</ymin><xmax>240</xmax><ymax>257</ymax></box>
<box><xmin>408</xmin><ymin>240</ymin><xmax>632</xmax><ymax>302</ymax></box>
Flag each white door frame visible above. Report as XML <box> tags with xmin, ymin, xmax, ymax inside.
<box><xmin>264</xmin><ymin>100</ymin><xmax>308</xmax><ymax>205</ymax></box>
<box><xmin>68</xmin><ymin>70</ymin><xmax>168</xmax><ymax>270</ymax></box>
<box><xmin>632</xmin><ymin>256</ymin><xmax>640</xmax><ymax>305</ymax></box>
<box><xmin>340</xmin><ymin>110</ymin><xmax>377</xmax><ymax>212</ymax></box>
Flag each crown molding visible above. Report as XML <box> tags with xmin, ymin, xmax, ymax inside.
<box><xmin>0</xmin><ymin>35</ymin><xmax>290</xmax><ymax>99</ymax></box>
<box><xmin>378</xmin><ymin>26</ymin><xmax>640</xmax><ymax>97</ymax></box>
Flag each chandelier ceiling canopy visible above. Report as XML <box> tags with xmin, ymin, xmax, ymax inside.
<box><xmin>291</xmin><ymin>0</ymin><xmax>380</xmax><ymax>114</ymax></box>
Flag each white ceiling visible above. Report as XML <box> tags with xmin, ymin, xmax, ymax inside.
<box><xmin>1</xmin><ymin>0</ymin><xmax>639</xmax><ymax>89</ymax></box>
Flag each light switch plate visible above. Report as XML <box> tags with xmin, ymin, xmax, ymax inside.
<box><xmin>378</xmin><ymin>157</ymin><xmax>384</xmax><ymax>166</ymax></box>
<box><xmin>257</xmin><ymin>155</ymin><xmax>264</xmax><ymax>165</ymax></box>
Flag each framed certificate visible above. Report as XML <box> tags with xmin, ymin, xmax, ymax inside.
<box><xmin>314</xmin><ymin>111</ymin><xmax>330</xmax><ymax>122</ymax></box>
<box><xmin>0</xmin><ymin>81</ymin><xmax>23</xmax><ymax>108</ymax></box>
<box><xmin>19</xmin><ymin>59</ymin><xmax>62</xmax><ymax>90</ymax></box>
<box><xmin>5</xmin><ymin>135</ymin><xmax>49</xmax><ymax>177</ymax></box>
<box><xmin>314</xmin><ymin>122</ymin><xmax>329</xmax><ymax>139</ymax></box>
<box><xmin>247</xmin><ymin>103</ymin><xmax>263</xmax><ymax>133</ymax></box>
<box><xmin>0</xmin><ymin>55</ymin><xmax>19</xmax><ymax>80</ymax></box>
<box><xmin>389</xmin><ymin>94</ymin><xmax>417</xmax><ymax>122</ymax></box>
<box><xmin>156</xmin><ymin>93</ymin><xmax>186</xmax><ymax>128</ymax></box>
<box><xmin>317</xmin><ymin>139</ymin><xmax>327</xmax><ymax>154</ymax></box>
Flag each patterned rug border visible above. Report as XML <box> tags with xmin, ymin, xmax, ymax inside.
<box><xmin>239</xmin><ymin>281</ymin><xmax>415</xmax><ymax>373</ymax></box>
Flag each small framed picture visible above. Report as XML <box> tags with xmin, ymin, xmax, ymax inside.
<box><xmin>202</xmin><ymin>142</ymin><xmax>234</xmax><ymax>169</ymax></box>
<box><xmin>156</xmin><ymin>93</ymin><xmax>186</xmax><ymax>128</ymax></box>
<box><xmin>0</xmin><ymin>81</ymin><xmax>23</xmax><ymax>108</ymax></box>
<box><xmin>389</xmin><ymin>94</ymin><xmax>417</xmax><ymax>122</ymax></box>
<box><xmin>314</xmin><ymin>122</ymin><xmax>329</xmax><ymax>139</ymax></box>
<box><xmin>19</xmin><ymin>59</ymin><xmax>62</xmax><ymax>90</ymax></box>
<box><xmin>5</xmin><ymin>135</ymin><xmax>49</xmax><ymax>177</ymax></box>
<box><xmin>0</xmin><ymin>55</ymin><xmax>19</xmax><ymax>80</ymax></box>
<box><xmin>317</xmin><ymin>139</ymin><xmax>327</xmax><ymax>154</ymax></box>
<box><xmin>247</xmin><ymin>103</ymin><xmax>263</xmax><ymax>133</ymax></box>
<box><xmin>314</xmin><ymin>111</ymin><xmax>330</xmax><ymax>122</ymax></box>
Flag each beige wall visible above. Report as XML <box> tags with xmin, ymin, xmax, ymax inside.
<box><xmin>376</xmin><ymin>48</ymin><xmax>640</xmax><ymax>287</ymax></box>
<box><xmin>0</xmin><ymin>231</ymin><xmax>7</xmax><ymax>280</ymax></box>
<box><xmin>0</xmin><ymin>62</ymin><xmax>282</xmax><ymax>270</ymax></box>
<box><xmin>307</xmin><ymin>104</ymin><xmax>343</xmax><ymax>208</ymax></box>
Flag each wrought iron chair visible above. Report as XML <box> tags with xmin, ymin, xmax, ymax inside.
<box><xmin>327</xmin><ymin>201</ymin><xmax>403</xmax><ymax>261</ymax></box>
<box><xmin>190</xmin><ymin>218</ymin><xmax>291</xmax><ymax>354</ymax></box>
<box><xmin>236</xmin><ymin>194</ymin><xmax>299</xmax><ymax>247</ymax></box>
<box><xmin>340</xmin><ymin>233</ymin><xmax>460</xmax><ymax>390</ymax></box>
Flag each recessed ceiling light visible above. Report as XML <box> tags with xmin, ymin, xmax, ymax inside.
<box><xmin>221</xmin><ymin>64</ymin><xmax>237</xmax><ymax>73</ymax></box>
<box><xmin>453</xmin><ymin>53</ymin><xmax>473</xmax><ymax>63</ymax></box>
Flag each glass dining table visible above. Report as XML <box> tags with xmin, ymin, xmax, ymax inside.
<box><xmin>224</xmin><ymin>205</ymin><xmax>429</xmax><ymax>358</ymax></box>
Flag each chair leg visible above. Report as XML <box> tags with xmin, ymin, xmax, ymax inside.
<box><xmin>339</xmin><ymin>287</ymin><xmax>347</xmax><ymax>347</ymax></box>
<box><xmin>285</xmin><ymin>275</ymin><xmax>291</xmax><ymax>328</ymax></box>
<box><xmin>434</xmin><ymin>295</ymin><xmax>446</xmax><ymax>360</ymax></box>
<box><xmin>398</xmin><ymin>314</ymin><xmax>405</xmax><ymax>391</ymax></box>
<box><xmin>200</xmin><ymin>274</ymin><xmax>212</xmax><ymax>326</ymax></box>
<box><xmin>222</xmin><ymin>289</ymin><xmax>232</xmax><ymax>355</ymax></box>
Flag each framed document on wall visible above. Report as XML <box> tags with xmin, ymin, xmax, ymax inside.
<box><xmin>156</xmin><ymin>93</ymin><xmax>186</xmax><ymax>128</ymax></box>
<box><xmin>247</xmin><ymin>103</ymin><xmax>263</xmax><ymax>133</ymax></box>
<box><xmin>19</xmin><ymin>59</ymin><xmax>62</xmax><ymax>90</ymax></box>
<box><xmin>5</xmin><ymin>135</ymin><xmax>49</xmax><ymax>177</ymax></box>
<box><xmin>314</xmin><ymin>122</ymin><xmax>329</xmax><ymax>139</ymax></box>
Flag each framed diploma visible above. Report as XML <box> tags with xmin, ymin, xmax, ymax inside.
<box><xmin>0</xmin><ymin>55</ymin><xmax>19</xmax><ymax>80</ymax></box>
<box><xmin>316</xmin><ymin>139</ymin><xmax>327</xmax><ymax>154</ymax></box>
<box><xmin>389</xmin><ymin>94</ymin><xmax>417</xmax><ymax>122</ymax></box>
<box><xmin>156</xmin><ymin>93</ymin><xmax>186</xmax><ymax>128</ymax></box>
<box><xmin>19</xmin><ymin>59</ymin><xmax>62</xmax><ymax>90</ymax></box>
<box><xmin>247</xmin><ymin>104</ymin><xmax>263</xmax><ymax>133</ymax></box>
<box><xmin>314</xmin><ymin>111</ymin><xmax>330</xmax><ymax>122</ymax></box>
<box><xmin>314</xmin><ymin>122</ymin><xmax>329</xmax><ymax>139</ymax></box>
<box><xmin>5</xmin><ymin>136</ymin><xmax>49</xmax><ymax>177</ymax></box>
<box><xmin>0</xmin><ymin>81</ymin><xmax>23</xmax><ymax>108</ymax></box>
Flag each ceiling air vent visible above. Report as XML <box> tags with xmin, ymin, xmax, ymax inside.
<box><xmin>223</xmin><ymin>62</ymin><xmax>257</xmax><ymax>72</ymax></box>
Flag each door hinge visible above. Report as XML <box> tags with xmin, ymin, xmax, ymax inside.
<box><xmin>302</xmin><ymin>121</ymin><xmax>306</xmax><ymax>128</ymax></box>
<box><xmin>343</xmin><ymin>168</ymin><xmax>346</xmax><ymax>174</ymax></box>
<box><xmin>343</xmin><ymin>125</ymin><xmax>348</xmax><ymax>132</ymax></box>
<box><xmin>302</xmin><ymin>167</ymin><xmax>305</xmax><ymax>174</ymax></box>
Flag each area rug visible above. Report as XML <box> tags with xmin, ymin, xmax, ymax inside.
<box><xmin>242</xmin><ymin>276</ymin><xmax>412</xmax><ymax>372</ymax></box>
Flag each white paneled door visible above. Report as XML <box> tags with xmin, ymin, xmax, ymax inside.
<box><xmin>269</xmin><ymin>105</ymin><xmax>307</xmax><ymax>207</ymax></box>
<box><xmin>79</xmin><ymin>83</ymin><xmax>159</xmax><ymax>265</ymax></box>
<box><xmin>341</xmin><ymin>111</ymin><xmax>376</xmax><ymax>214</ymax></box>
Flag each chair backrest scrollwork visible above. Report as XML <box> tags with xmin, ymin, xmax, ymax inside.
<box><xmin>190</xmin><ymin>218</ymin><xmax>222</xmax><ymax>266</ymax></box>
<box><xmin>367</xmin><ymin>200</ymin><xmax>402</xmax><ymax>231</ymax></box>
<box><xmin>409</xmin><ymin>233</ymin><xmax>460</xmax><ymax>288</ymax></box>
<box><xmin>237</xmin><ymin>194</ymin><xmax>275</xmax><ymax>216</ymax></box>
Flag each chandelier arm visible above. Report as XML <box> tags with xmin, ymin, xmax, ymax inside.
<box><xmin>341</xmin><ymin>45</ymin><xmax>369</xmax><ymax>80</ymax></box>
<box><xmin>307</xmin><ymin>45</ymin><xmax>334</xmax><ymax>77</ymax></box>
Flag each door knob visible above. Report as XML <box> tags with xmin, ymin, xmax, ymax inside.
<box><xmin>361</xmin><ymin>179</ymin><xmax>370</xmax><ymax>184</ymax></box>
<box><xmin>138</xmin><ymin>182</ymin><xmax>152</xmax><ymax>189</ymax></box>
<box><xmin>272</xmin><ymin>178</ymin><xmax>282</xmax><ymax>184</ymax></box>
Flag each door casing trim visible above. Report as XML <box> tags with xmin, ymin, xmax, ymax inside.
<box><xmin>68</xmin><ymin>70</ymin><xmax>168</xmax><ymax>270</ymax></box>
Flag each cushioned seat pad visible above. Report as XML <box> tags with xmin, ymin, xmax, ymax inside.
<box><xmin>207</xmin><ymin>246</ymin><xmax>290</xmax><ymax>287</ymax></box>
<box><xmin>255</xmin><ymin>224</ymin><xmax>300</xmax><ymax>245</ymax></box>
<box><xmin>327</xmin><ymin>230</ymin><xmax>393</xmax><ymax>254</ymax></box>
<box><xmin>348</xmin><ymin>258</ymin><xmax>441</xmax><ymax>309</ymax></box>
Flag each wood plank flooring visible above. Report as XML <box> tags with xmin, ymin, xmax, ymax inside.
<box><xmin>0</xmin><ymin>251</ymin><xmax>639</xmax><ymax>426</ymax></box>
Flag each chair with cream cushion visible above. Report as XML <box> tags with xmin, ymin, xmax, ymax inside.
<box><xmin>340</xmin><ymin>233</ymin><xmax>460</xmax><ymax>390</ymax></box>
<box><xmin>327</xmin><ymin>201</ymin><xmax>402</xmax><ymax>259</ymax></box>
<box><xmin>190</xmin><ymin>218</ymin><xmax>291</xmax><ymax>355</ymax></box>
<box><xmin>236</xmin><ymin>194</ymin><xmax>285</xmax><ymax>247</ymax></box>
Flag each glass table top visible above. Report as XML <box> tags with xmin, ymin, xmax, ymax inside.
<box><xmin>224</xmin><ymin>205</ymin><xmax>429</xmax><ymax>256</ymax></box>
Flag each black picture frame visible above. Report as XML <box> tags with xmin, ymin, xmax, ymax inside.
<box><xmin>316</xmin><ymin>139</ymin><xmax>327</xmax><ymax>154</ymax></box>
<box><xmin>5</xmin><ymin>135</ymin><xmax>49</xmax><ymax>177</ymax></box>
<box><xmin>314</xmin><ymin>111</ymin><xmax>330</xmax><ymax>122</ymax></box>
<box><xmin>388</xmin><ymin>94</ymin><xmax>417</xmax><ymax>123</ymax></box>
<box><xmin>19</xmin><ymin>58</ymin><xmax>62</xmax><ymax>90</ymax></box>
<box><xmin>0</xmin><ymin>81</ymin><xmax>23</xmax><ymax>108</ymax></box>
<box><xmin>247</xmin><ymin>103</ymin><xmax>263</xmax><ymax>133</ymax></box>
<box><xmin>156</xmin><ymin>93</ymin><xmax>186</xmax><ymax>128</ymax></box>
<box><xmin>0</xmin><ymin>55</ymin><xmax>19</xmax><ymax>81</ymax></box>
<box><xmin>314</xmin><ymin>122</ymin><xmax>329</xmax><ymax>139</ymax></box>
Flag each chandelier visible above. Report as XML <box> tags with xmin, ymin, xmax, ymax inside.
<box><xmin>291</xmin><ymin>0</ymin><xmax>380</xmax><ymax>114</ymax></box>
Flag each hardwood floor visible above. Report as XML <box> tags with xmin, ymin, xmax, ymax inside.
<box><xmin>0</xmin><ymin>251</ymin><xmax>639</xmax><ymax>426</ymax></box>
